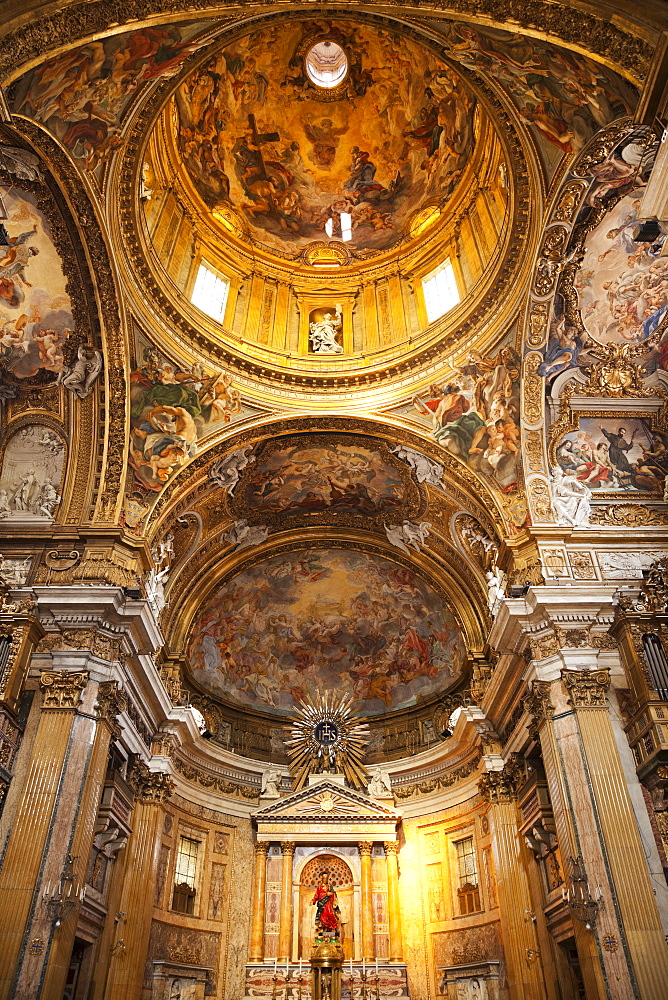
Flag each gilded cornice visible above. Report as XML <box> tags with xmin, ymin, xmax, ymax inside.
<box><xmin>0</xmin><ymin>1</ymin><xmax>653</xmax><ymax>89</ymax></box>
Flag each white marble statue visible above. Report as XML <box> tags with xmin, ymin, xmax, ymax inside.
<box><xmin>384</xmin><ymin>520</ymin><xmax>431</xmax><ymax>555</ymax></box>
<box><xmin>459</xmin><ymin>517</ymin><xmax>498</xmax><ymax>567</ymax></box>
<box><xmin>222</xmin><ymin>519</ymin><xmax>269</xmax><ymax>552</ymax></box>
<box><xmin>367</xmin><ymin>766</ymin><xmax>392</xmax><ymax>798</ymax></box>
<box><xmin>0</xmin><ymin>556</ymin><xmax>31</xmax><ymax>587</ymax></box>
<box><xmin>146</xmin><ymin>532</ymin><xmax>175</xmax><ymax>616</ymax></box>
<box><xmin>0</xmin><ymin>491</ymin><xmax>9</xmax><ymax>518</ymax></box>
<box><xmin>261</xmin><ymin>767</ymin><xmax>282</xmax><ymax>798</ymax></box>
<box><xmin>209</xmin><ymin>446</ymin><xmax>255</xmax><ymax>495</ymax></box>
<box><xmin>37</xmin><ymin>478</ymin><xmax>61</xmax><ymax>518</ymax></box>
<box><xmin>549</xmin><ymin>468</ymin><xmax>591</xmax><ymax>527</ymax></box>
<box><xmin>486</xmin><ymin>569</ymin><xmax>505</xmax><ymax>616</ymax></box>
<box><xmin>57</xmin><ymin>344</ymin><xmax>103</xmax><ymax>399</ymax></box>
<box><xmin>390</xmin><ymin>445</ymin><xmax>445</xmax><ymax>488</ymax></box>
<box><xmin>309</xmin><ymin>305</ymin><xmax>343</xmax><ymax>354</ymax></box>
<box><xmin>0</xmin><ymin>144</ymin><xmax>42</xmax><ymax>182</ymax></box>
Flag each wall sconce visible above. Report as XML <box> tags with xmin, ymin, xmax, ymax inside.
<box><xmin>42</xmin><ymin>854</ymin><xmax>85</xmax><ymax>927</ymax></box>
<box><xmin>562</xmin><ymin>856</ymin><xmax>602</xmax><ymax>929</ymax></box>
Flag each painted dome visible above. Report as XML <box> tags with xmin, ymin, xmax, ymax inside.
<box><xmin>174</xmin><ymin>19</ymin><xmax>477</xmax><ymax>252</ymax></box>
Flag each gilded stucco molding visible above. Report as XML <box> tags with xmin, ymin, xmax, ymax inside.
<box><xmin>95</xmin><ymin>681</ymin><xmax>128</xmax><ymax>737</ymax></box>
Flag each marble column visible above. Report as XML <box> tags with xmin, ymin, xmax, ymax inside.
<box><xmin>250</xmin><ymin>842</ymin><xmax>270</xmax><ymax>962</ymax></box>
<box><xmin>104</xmin><ymin>763</ymin><xmax>174</xmax><ymax>1000</ymax></box>
<box><xmin>0</xmin><ymin>670</ymin><xmax>117</xmax><ymax>1000</ymax></box>
<box><xmin>478</xmin><ymin>766</ymin><xmax>547</xmax><ymax>1000</ymax></box>
<box><xmin>358</xmin><ymin>842</ymin><xmax>374</xmax><ymax>960</ymax></box>
<box><xmin>527</xmin><ymin>669</ymin><xmax>668</xmax><ymax>1000</ymax></box>
<box><xmin>278</xmin><ymin>842</ymin><xmax>296</xmax><ymax>962</ymax></box>
<box><xmin>383</xmin><ymin>843</ymin><xmax>403</xmax><ymax>962</ymax></box>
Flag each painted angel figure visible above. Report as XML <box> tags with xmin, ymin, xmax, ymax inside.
<box><xmin>312</xmin><ymin>872</ymin><xmax>341</xmax><ymax>935</ymax></box>
<box><xmin>310</xmin><ymin>306</ymin><xmax>343</xmax><ymax>354</ymax></box>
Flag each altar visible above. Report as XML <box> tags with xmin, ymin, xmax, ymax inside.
<box><xmin>243</xmin><ymin>776</ymin><xmax>410</xmax><ymax>1000</ymax></box>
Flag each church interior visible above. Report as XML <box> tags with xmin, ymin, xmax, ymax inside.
<box><xmin>1</xmin><ymin>1</ymin><xmax>668</xmax><ymax>998</ymax></box>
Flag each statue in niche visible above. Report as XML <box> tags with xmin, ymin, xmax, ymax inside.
<box><xmin>312</xmin><ymin>871</ymin><xmax>341</xmax><ymax>937</ymax></box>
<box><xmin>309</xmin><ymin>305</ymin><xmax>343</xmax><ymax>354</ymax></box>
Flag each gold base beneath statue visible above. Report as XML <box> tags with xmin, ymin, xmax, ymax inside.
<box><xmin>311</xmin><ymin>941</ymin><xmax>344</xmax><ymax>1000</ymax></box>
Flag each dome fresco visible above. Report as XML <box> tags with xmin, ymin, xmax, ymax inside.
<box><xmin>174</xmin><ymin>20</ymin><xmax>477</xmax><ymax>251</ymax></box>
<box><xmin>187</xmin><ymin>547</ymin><xmax>466</xmax><ymax>716</ymax></box>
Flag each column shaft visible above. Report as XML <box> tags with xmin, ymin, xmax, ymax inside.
<box><xmin>104</xmin><ymin>768</ymin><xmax>173</xmax><ymax>1000</ymax></box>
<box><xmin>250</xmin><ymin>843</ymin><xmax>269</xmax><ymax>962</ymax></box>
<box><xmin>484</xmin><ymin>791</ymin><xmax>547</xmax><ymax>1000</ymax></box>
<box><xmin>0</xmin><ymin>670</ymin><xmax>89</xmax><ymax>1000</ymax></box>
<box><xmin>383</xmin><ymin>843</ymin><xmax>403</xmax><ymax>962</ymax></box>
<box><xmin>359</xmin><ymin>842</ymin><xmax>374</xmax><ymax>959</ymax></box>
<box><xmin>278</xmin><ymin>842</ymin><xmax>295</xmax><ymax>961</ymax></box>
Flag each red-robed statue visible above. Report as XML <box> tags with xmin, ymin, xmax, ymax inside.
<box><xmin>311</xmin><ymin>872</ymin><xmax>341</xmax><ymax>934</ymax></box>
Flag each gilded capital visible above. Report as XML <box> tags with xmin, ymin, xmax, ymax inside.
<box><xmin>95</xmin><ymin>681</ymin><xmax>127</xmax><ymax>735</ymax></box>
<box><xmin>128</xmin><ymin>757</ymin><xmax>175</xmax><ymax>802</ymax></box>
<box><xmin>358</xmin><ymin>841</ymin><xmax>373</xmax><ymax>856</ymax></box>
<box><xmin>383</xmin><ymin>842</ymin><xmax>399</xmax><ymax>856</ymax></box>
<box><xmin>254</xmin><ymin>841</ymin><xmax>270</xmax><ymax>856</ymax></box>
<box><xmin>39</xmin><ymin>669</ymin><xmax>88</xmax><ymax>709</ymax></box>
<box><xmin>523</xmin><ymin>680</ymin><xmax>554</xmax><ymax>738</ymax></box>
<box><xmin>562</xmin><ymin>668</ymin><xmax>611</xmax><ymax>708</ymax></box>
<box><xmin>280</xmin><ymin>841</ymin><xmax>296</xmax><ymax>856</ymax></box>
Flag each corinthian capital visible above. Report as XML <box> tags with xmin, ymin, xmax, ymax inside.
<box><xmin>40</xmin><ymin>669</ymin><xmax>88</xmax><ymax>709</ymax></box>
<box><xmin>562</xmin><ymin>668</ymin><xmax>610</xmax><ymax>708</ymax></box>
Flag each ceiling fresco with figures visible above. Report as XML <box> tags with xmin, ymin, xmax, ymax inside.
<box><xmin>174</xmin><ymin>19</ymin><xmax>478</xmax><ymax>251</ymax></box>
<box><xmin>187</xmin><ymin>547</ymin><xmax>465</xmax><ymax>716</ymax></box>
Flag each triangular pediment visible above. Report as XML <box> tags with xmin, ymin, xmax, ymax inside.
<box><xmin>254</xmin><ymin>780</ymin><xmax>400</xmax><ymax>825</ymax></box>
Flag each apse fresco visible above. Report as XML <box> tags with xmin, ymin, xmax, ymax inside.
<box><xmin>574</xmin><ymin>189</ymin><xmax>668</xmax><ymax>347</ymax></box>
<box><xmin>187</xmin><ymin>548</ymin><xmax>465</xmax><ymax>715</ymax></box>
<box><xmin>129</xmin><ymin>329</ymin><xmax>252</xmax><ymax>492</ymax></box>
<box><xmin>431</xmin><ymin>22</ymin><xmax>637</xmax><ymax>154</ymax></box>
<box><xmin>174</xmin><ymin>20</ymin><xmax>476</xmax><ymax>251</ymax></box>
<box><xmin>239</xmin><ymin>440</ymin><xmax>405</xmax><ymax>515</ymax></box>
<box><xmin>399</xmin><ymin>344</ymin><xmax>521</xmax><ymax>492</ymax></box>
<box><xmin>0</xmin><ymin>185</ymin><xmax>74</xmax><ymax>387</ymax></box>
<box><xmin>555</xmin><ymin>418</ymin><xmax>667</xmax><ymax>493</ymax></box>
<box><xmin>9</xmin><ymin>22</ymin><xmax>214</xmax><ymax>168</ymax></box>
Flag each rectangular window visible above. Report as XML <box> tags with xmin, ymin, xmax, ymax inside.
<box><xmin>422</xmin><ymin>259</ymin><xmax>460</xmax><ymax>324</ymax></box>
<box><xmin>455</xmin><ymin>836</ymin><xmax>481</xmax><ymax>915</ymax></box>
<box><xmin>191</xmin><ymin>262</ymin><xmax>229</xmax><ymax>322</ymax></box>
<box><xmin>172</xmin><ymin>835</ymin><xmax>199</xmax><ymax>914</ymax></box>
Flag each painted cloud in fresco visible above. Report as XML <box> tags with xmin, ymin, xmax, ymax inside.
<box><xmin>429</xmin><ymin>22</ymin><xmax>637</xmax><ymax>155</ymax></box>
<box><xmin>0</xmin><ymin>185</ymin><xmax>74</xmax><ymax>389</ymax></box>
<box><xmin>187</xmin><ymin>548</ymin><xmax>465</xmax><ymax>716</ymax></box>
<box><xmin>9</xmin><ymin>23</ymin><xmax>215</xmax><ymax>168</ymax></box>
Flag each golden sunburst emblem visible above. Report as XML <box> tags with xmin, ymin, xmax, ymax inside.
<box><xmin>285</xmin><ymin>692</ymin><xmax>369</xmax><ymax>791</ymax></box>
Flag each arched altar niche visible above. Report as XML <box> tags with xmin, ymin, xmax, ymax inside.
<box><xmin>298</xmin><ymin>854</ymin><xmax>356</xmax><ymax>961</ymax></box>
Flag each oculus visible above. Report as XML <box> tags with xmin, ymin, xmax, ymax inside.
<box><xmin>305</xmin><ymin>40</ymin><xmax>348</xmax><ymax>90</ymax></box>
